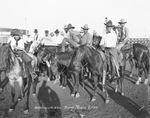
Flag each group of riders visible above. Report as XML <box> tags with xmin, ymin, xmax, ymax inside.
<box><xmin>1</xmin><ymin>17</ymin><xmax>150</xmax><ymax>115</ymax></box>
<box><xmin>6</xmin><ymin>18</ymin><xmax>129</xmax><ymax>82</ymax></box>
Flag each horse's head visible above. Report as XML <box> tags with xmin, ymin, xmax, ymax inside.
<box><xmin>36</xmin><ymin>46</ymin><xmax>47</xmax><ymax>63</ymax></box>
<box><xmin>0</xmin><ymin>43</ymin><xmax>14</xmax><ymax>71</ymax></box>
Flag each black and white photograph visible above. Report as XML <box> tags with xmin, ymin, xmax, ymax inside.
<box><xmin>0</xmin><ymin>0</ymin><xmax>150</xmax><ymax>118</ymax></box>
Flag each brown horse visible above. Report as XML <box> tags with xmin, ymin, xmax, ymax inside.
<box><xmin>50</xmin><ymin>50</ymin><xmax>75</xmax><ymax>88</ymax></box>
<box><xmin>129</xmin><ymin>43</ymin><xmax>150</xmax><ymax>85</ymax></box>
<box><xmin>121</xmin><ymin>43</ymin><xmax>150</xmax><ymax>94</ymax></box>
<box><xmin>69</xmin><ymin>45</ymin><xmax>109</xmax><ymax>103</ymax></box>
<box><xmin>0</xmin><ymin>43</ymin><xmax>35</xmax><ymax>114</ymax></box>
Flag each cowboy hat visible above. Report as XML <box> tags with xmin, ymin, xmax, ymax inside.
<box><xmin>54</xmin><ymin>29</ymin><xmax>60</xmax><ymax>34</ymax></box>
<box><xmin>45</xmin><ymin>30</ymin><xmax>49</xmax><ymax>33</ymax></box>
<box><xmin>118</xmin><ymin>19</ymin><xmax>127</xmax><ymax>24</ymax></box>
<box><xmin>11</xmin><ymin>28</ymin><xmax>21</xmax><ymax>36</ymax></box>
<box><xmin>63</xmin><ymin>25</ymin><xmax>68</xmax><ymax>29</ymax></box>
<box><xmin>67</xmin><ymin>24</ymin><xmax>75</xmax><ymax>29</ymax></box>
<box><xmin>81</xmin><ymin>24</ymin><xmax>90</xmax><ymax>30</ymax></box>
<box><xmin>34</xmin><ymin>29</ymin><xmax>38</xmax><ymax>33</ymax></box>
<box><xmin>104</xmin><ymin>20</ymin><xmax>113</xmax><ymax>27</ymax></box>
<box><xmin>93</xmin><ymin>30</ymin><xmax>97</xmax><ymax>34</ymax></box>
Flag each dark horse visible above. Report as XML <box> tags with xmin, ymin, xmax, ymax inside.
<box><xmin>121</xmin><ymin>43</ymin><xmax>150</xmax><ymax>86</ymax></box>
<box><xmin>35</xmin><ymin>44</ymin><xmax>61</xmax><ymax>80</ymax></box>
<box><xmin>69</xmin><ymin>45</ymin><xmax>109</xmax><ymax>103</ymax></box>
<box><xmin>0</xmin><ymin>43</ymin><xmax>33</xmax><ymax>114</ymax></box>
<box><xmin>51</xmin><ymin>50</ymin><xmax>75</xmax><ymax>88</ymax></box>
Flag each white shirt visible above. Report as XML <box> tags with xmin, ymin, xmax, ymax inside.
<box><xmin>101</xmin><ymin>30</ymin><xmax>117</xmax><ymax>47</ymax></box>
<box><xmin>41</xmin><ymin>35</ymin><xmax>58</xmax><ymax>46</ymax></box>
<box><xmin>23</xmin><ymin>35</ymin><xmax>33</xmax><ymax>42</ymax></box>
<box><xmin>7</xmin><ymin>36</ymin><xmax>26</xmax><ymax>50</ymax></box>
<box><xmin>29</xmin><ymin>40</ymin><xmax>39</xmax><ymax>53</ymax></box>
<box><xmin>52</xmin><ymin>34</ymin><xmax>63</xmax><ymax>45</ymax></box>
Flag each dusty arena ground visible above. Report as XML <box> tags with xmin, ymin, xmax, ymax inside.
<box><xmin>0</xmin><ymin>62</ymin><xmax>150</xmax><ymax>118</ymax></box>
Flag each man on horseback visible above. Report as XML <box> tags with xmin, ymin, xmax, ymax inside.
<box><xmin>7</xmin><ymin>28</ymin><xmax>37</xmax><ymax>78</ymax></box>
<box><xmin>101</xmin><ymin>20</ymin><xmax>122</xmax><ymax>80</ymax></box>
<box><xmin>116</xmin><ymin>19</ymin><xmax>129</xmax><ymax>51</ymax></box>
<box><xmin>80</xmin><ymin>24</ymin><xmax>92</xmax><ymax>46</ymax></box>
<box><xmin>61</xmin><ymin>24</ymin><xmax>81</xmax><ymax>52</ymax></box>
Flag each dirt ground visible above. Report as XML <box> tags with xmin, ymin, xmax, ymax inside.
<box><xmin>0</xmin><ymin>63</ymin><xmax>150</xmax><ymax>118</ymax></box>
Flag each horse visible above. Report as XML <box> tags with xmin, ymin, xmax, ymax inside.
<box><xmin>0</xmin><ymin>43</ymin><xmax>36</xmax><ymax>114</ymax></box>
<box><xmin>68</xmin><ymin>45</ymin><xmax>109</xmax><ymax>103</ymax></box>
<box><xmin>128</xmin><ymin>43</ymin><xmax>150</xmax><ymax>85</ymax></box>
<box><xmin>120</xmin><ymin>43</ymin><xmax>150</xmax><ymax>93</ymax></box>
<box><xmin>51</xmin><ymin>50</ymin><xmax>75</xmax><ymax>88</ymax></box>
<box><xmin>92</xmin><ymin>38</ymin><xmax>123</xmax><ymax>95</ymax></box>
<box><xmin>36</xmin><ymin>44</ymin><xmax>61</xmax><ymax>81</ymax></box>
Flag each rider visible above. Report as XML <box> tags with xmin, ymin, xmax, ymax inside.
<box><xmin>7</xmin><ymin>28</ymin><xmax>37</xmax><ymax>78</ymax></box>
<box><xmin>40</xmin><ymin>30</ymin><xmax>57</xmax><ymax>46</ymax></box>
<box><xmin>80</xmin><ymin>24</ymin><xmax>92</xmax><ymax>46</ymax></box>
<box><xmin>116</xmin><ymin>19</ymin><xmax>129</xmax><ymax>51</ymax></box>
<box><xmin>101</xmin><ymin>20</ymin><xmax>122</xmax><ymax>78</ymax></box>
<box><xmin>61</xmin><ymin>24</ymin><xmax>81</xmax><ymax>52</ymax></box>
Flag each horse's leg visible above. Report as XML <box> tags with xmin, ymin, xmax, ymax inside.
<box><xmin>119</xmin><ymin>65</ymin><xmax>125</xmax><ymax>95</ymax></box>
<box><xmin>143</xmin><ymin>63</ymin><xmax>149</xmax><ymax>85</ymax></box>
<box><xmin>32</xmin><ymin>77</ymin><xmax>37</xmax><ymax>97</ymax></box>
<box><xmin>129</xmin><ymin>59</ymin><xmax>134</xmax><ymax>77</ymax></box>
<box><xmin>71</xmin><ymin>71</ymin><xmax>80</xmax><ymax>98</ymax></box>
<box><xmin>23</xmin><ymin>74</ymin><xmax>32</xmax><ymax>114</ymax></box>
<box><xmin>17</xmin><ymin>76</ymin><xmax>24</xmax><ymax>101</ymax></box>
<box><xmin>62</xmin><ymin>73</ymin><xmax>67</xmax><ymax>89</ymax></box>
<box><xmin>102</xmin><ymin>68</ymin><xmax>106</xmax><ymax>92</ymax></box>
<box><xmin>91</xmin><ymin>75</ymin><xmax>98</xmax><ymax>102</ymax></box>
<box><xmin>59</xmin><ymin>74</ymin><xmax>63</xmax><ymax>88</ymax></box>
<box><xmin>53</xmin><ymin>74</ymin><xmax>60</xmax><ymax>84</ymax></box>
<box><xmin>136</xmin><ymin>66</ymin><xmax>143</xmax><ymax>85</ymax></box>
<box><xmin>46</xmin><ymin>60</ymin><xmax>51</xmax><ymax>81</ymax></box>
<box><xmin>8</xmin><ymin>79</ymin><xmax>15</xmax><ymax>112</ymax></box>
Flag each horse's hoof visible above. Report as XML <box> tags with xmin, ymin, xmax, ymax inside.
<box><xmin>144</xmin><ymin>79</ymin><xmax>148</xmax><ymax>85</ymax></box>
<box><xmin>62</xmin><ymin>87</ymin><xmax>66</xmax><ymax>89</ymax></box>
<box><xmin>47</xmin><ymin>77</ymin><xmax>50</xmax><ymax>81</ymax></box>
<box><xmin>121</xmin><ymin>92</ymin><xmax>125</xmax><ymax>96</ymax></box>
<box><xmin>105</xmin><ymin>99</ymin><xmax>109</xmax><ymax>104</ymax></box>
<box><xmin>111</xmin><ymin>82</ymin><xmax>115</xmax><ymax>85</ymax></box>
<box><xmin>18</xmin><ymin>97</ymin><xmax>22</xmax><ymax>101</ymax></box>
<box><xmin>102</xmin><ymin>88</ymin><xmax>105</xmax><ymax>92</ymax></box>
<box><xmin>71</xmin><ymin>93</ymin><xmax>75</xmax><ymax>97</ymax></box>
<box><xmin>136</xmin><ymin>81</ymin><xmax>140</xmax><ymax>85</ymax></box>
<box><xmin>23</xmin><ymin>109</ymin><xmax>29</xmax><ymax>114</ymax></box>
<box><xmin>53</xmin><ymin>80</ymin><xmax>59</xmax><ymax>84</ymax></box>
<box><xmin>91</xmin><ymin>96</ymin><xmax>96</xmax><ymax>102</ymax></box>
<box><xmin>32</xmin><ymin>93</ymin><xmax>36</xmax><ymax>97</ymax></box>
<box><xmin>8</xmin><ymin>109</ymin><xmax>13</xmax><ymax>113</ymax></box>
<box><xmin>75</xmin><ymin>93</ymin><xmax>80</xmax><ymax>98</ymax></box>
<box><xmin>129</xmin><ymin>74</ymin><xmax>133</xmax><ymax>77</ymax></box>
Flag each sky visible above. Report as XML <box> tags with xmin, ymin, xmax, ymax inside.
<box><xmin>0</xmin><ymin>0</ymin><xmax>150</xmax><ymax>37</ymax></box>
